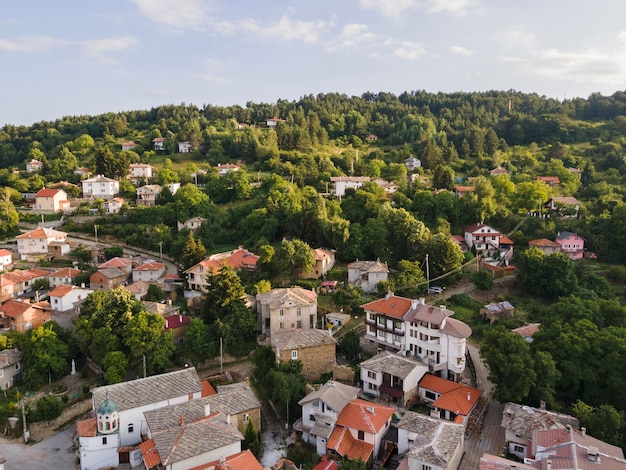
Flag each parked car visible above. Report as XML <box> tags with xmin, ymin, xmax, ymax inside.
<box><xmin>428</xmin><ymin>286</ymin><xmax>444</xmax><ymax>294</ymax></box>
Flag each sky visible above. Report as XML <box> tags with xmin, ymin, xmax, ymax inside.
<box><xmin>2</xmin><ymin>0</ymin><xmax>626</xmax><ymax>127</ymax></box>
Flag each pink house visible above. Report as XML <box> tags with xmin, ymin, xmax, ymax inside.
<box><xmin>555</xmin><ymin>231</ymin><xmax>584</xmax><ymax>260</ymax></box>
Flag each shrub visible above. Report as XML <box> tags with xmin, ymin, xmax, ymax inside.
<box><xmin>82</xmin><ymin>384</ymin><xmax>90</xmax><ymax>395</ymax></box>
<box><xmin>61</xmin><ymin>394</ymin><xmax>69</xmax><ymax>403</ymax></box>
<box><xmin>34</xmin><ymin>396</ymin><xmax>62</xmax><ymax>421</ymax></box>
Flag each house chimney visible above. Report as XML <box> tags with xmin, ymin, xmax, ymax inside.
<box><xmin>385</xmin><ymin>290</ymin><xmax>393</xmax><ymax>300</ymax></box>
<box><xmin>419</xmin><ymin>298</ymin><xmax>425</xmax><ymax>305</ymax></box>
<box><xmin>179</xmin><ymin>315</ymin><xmax>182</xmax><ymax>323</ymax></box>
<box><xmin>540</xmin><ymin>400</ymin><xmax>546</xmax><ymax>410</ymax></box>
<box><xmin>411</xmin><ymin>299</ymin><xmax>419</xmax><ymax>310</ymax></box>
<box><xmin>467</xmin><ymin>392</ymin><xmax>471</xmax><ymax>401</ymax></box>
<box><xmin>226</xmin><ymin>413</ymin><xmax>231</xmax><ymax>425</ymax></box>
<box><xmin>180</xmin><ymin>413</ymin><xmax>185</xmax><ymax>425</ymax></box>
<box><xmin>582</xmin><ymin>427</ymin><xmax>586</xmax><ymax>437</ymax></box>
<box><xmin>204</xmin><ymin>403</ymin><xmax>211</xmax><ymax>416</ymax></box>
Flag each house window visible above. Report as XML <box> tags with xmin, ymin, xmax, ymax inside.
<box><xmin>312</xmin><ymin>400</ymin><xmax>319</xmax><ymax>408</ymax></box>
<box><xmin>513</xmin><ymin>445</ymin><xmax>525</xmax><ymax>453</ymax></box>
<box><xmin>422</xmin><ymin>466</ymin><xmax>432</xmax><ymax>470</ymax></box>
<box><xmin>425</xmin><ymin>390</ymin><xmax>437</xmax><ymax>400</ymax></box>
<box><xmin>279</xmin><ymin>309</ymin><xmax>284</xmax><ymax>316</ymax></box>
<box><xmin>358</xmin><ymin>430</ymin><xmax>365</xmax><ymax>440</ymax></box>
<box><xmin>280</xmin><ymin>322</ymin><xmax>284</xmax><ymax>329</ymax></box>
<box><xmin>377</xmin><ymin>316</ymin><xmax>385</xmax><ymax>325</ymax></box>
<box><xmin>15</xmin><ymin>362</ymin><xmax>19</xmax><ymax>370</ymax></box>
<box><xmin>128</xmin><ymin>423</ymin><xmax>134</xmax><ymax>433</ymax></box>
<box><xmin>291</xmin><ymin>350</ymin><xmax>298</xmax><ymax>360</ymax></box>
<box><xmin>297</xmin><ymin>320</ymin><xmax>302</xmax><ymax>328</ymax></box>
<box><xmin>367</xmin><ymin>371</ymin><xmax>376</xmax><ymax>379</ymax></box>
<box><xmin>102</xmin><ymin>437</ymin><xmax>107</xmax><ymax>445</ymax></box>
<box><xmin>296</xmin><ymin>307</ymin><xmax>301</xmax><ymax>316</ymax></box>
<box><xmin>244</xmin><ymin>414</ymin><xmax>249</xmax><ymax>422</ymax></box>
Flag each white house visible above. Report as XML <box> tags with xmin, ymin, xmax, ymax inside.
<box><xmin>26</xmin><ymin>159</ymin><xmax>43</xmax><ymax>173</ymax></box>
<box><xmin>359</xmin><ymin>351</ymin><xmax>428</xmax><ymax>407</ymax></box>
<box><xmin>132</xmin><ymin>261</ymin><xmax>166</xmax><ymax>282</ymax></box>
<box><xmin>347</xmin><ymin>259</ymin><xmax>389</xmax><ymax>293</ymax></box>
<box><xmin>404</xmin><ymin>156</ymin><xmax>422</xmax><ymax>171</ymax></box>
<box><xmin>82</xmin><ymin>175</ymin><xmax>120</xmax><ymax>200</ymax></box>
<box><xmin>217</xmin><ymin>163</ymin><xmax>241</xmax><ymax>175</ymax></box>
<box><xmin>129</xmin><ymin>163</ymin><xmax>155</xmax><ymax>181</ymax></box>
<box><xmin>77</xmin><ymin>368</ymin><xmax>203</xmax><ymax>470</ymax></box>
<box><xmin>177</xmin><ymin>217</ymin><xmax>207</xmax><ymax>232</ymax></box>
<box><xmin>266</xmin><ymin>117</ymin><xmax>284</xmax><ymax>128</ymax></box>
<box><xmin>103</xmin><ymin>197</ymin><xmax>125</xmax><ymax>214</ymax></box>
<box><xmin>16</xmin><ymin>227</ymin><xmax>69</xmax><ymax>260</ymax></box>
<box><xmin>0</xmin><ymin>348</ymin><xmax>21</xmax><ymax>390</ymax></box>
<box><xmin>48</xmin><ymin>285</ymin><xmax>93</xmax><ymax>313</ymax></box>
<box><xmin>0</xmin><ymin>249</ymin><xmax>13</xmax><ymax>272</ymax></box>
<box><xmin>300</xmin><ymin>248</ymin><xmax>336</xmax><ymax>279</ymax></box>
<box><xmin>397</xmin><ymin>411</ymin><xmax>464</xmax><ymax>470</ymax></box>
<box><xmin>121</xmin><ymin>141</ymin><xmax>137</xmax><ymax>151</ymax></box>
<box><xmin>362</xmin><ymin>294</ymin><xmax>471</xmax><ymax>381</ymax></box>
<box><xmin>152</xmin><ymin>137</ymin><xmax>164</xmax><ymax>151</ymax></box>
<box><xmin>73</xmin><ymin>167</ymin><xmax>92</xmax><ymax>179</ymax></box>
<box><xmin>330</xmin><ymin>176</ymin><xmax>371</xmax><ymax>198</ymax></box>
<box><xmin>178</xmin><ymin>141</ymin><xmax>192</xmax><ymax>153</ymax></box>
<box><xmin>296</xmin><ymin>380</ymin><xmax>360</xmax><ymax>455</ymax></box>
<box><xmin>136</xmin><ymin>184</ymin><xmax>162</xmax><ymax>206</ymax></box>
<box><xmin>48</xmin><ymin>267</ymin><xmax>81</xmax><ymax>287</ymax></box>
<box><xmin>463</xmin><ymin>223</ymin><xmax>501</xmax><ymax>255</ymax></box>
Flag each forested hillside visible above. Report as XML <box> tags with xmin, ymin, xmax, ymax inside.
<box><xmin>4</xmin><ymin>90</ymin><xmax>626</xmax><ymax>447</ymax></box>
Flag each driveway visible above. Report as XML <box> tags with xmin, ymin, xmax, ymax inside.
<box><xmin>0</xmin><ymin>424</ymin><xmax>77</xmax><ymax>470</ymax></box>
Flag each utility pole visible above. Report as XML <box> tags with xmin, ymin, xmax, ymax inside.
<box><xmin>159</xmin><ymin>241</ymin><xmax>163</xmax><ymax>261</ymax></box>
<box><xmin>142</xmin><ymin>352</ymin><xmax>147</xmax><ymax>378</ymax></box>
<box><xmin>425</xmin><ymin>254</ymin><xmax>429</xmax><ymax>291</ymax></box>
<box><xmin>21</xmin><ymin>391</ymin><xmax>28</xmax><ymax>443</ymax></box>
<box><xmin>94</xmin><ymin>224</ymin><xmax>98</xmax><ymax>244</ymax></box>
<box><xmin>220</xmin><ymin>337</ymin><xmax>223</xmax><ymax>374</ymax></box>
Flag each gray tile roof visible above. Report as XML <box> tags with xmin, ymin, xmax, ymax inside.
<box><xmin>272</xmin><ymin>328</ymin><xmax>336</xmax><ymax>351</ymax></box>
<box><xmin>256</xmin><ymin>287</ymin><xmax>317</xmax><ymax>308</ymax></box>
<box><xmin>0</xmin><ymin>348</ymin><xmax>20</xmax><ymax>368</ymax></box>
<box><xmin>298</xmin><ymin>380</ymin><xmax>360</xmax><ymax>412</ymax></box>
<box><xmin>360</xmin><ymin>351</ymin><xmax>426</xmax><ymax>379</ymax></box>
<box><xmin>93</xmin><ymin>368</ymin><xmax>202</xmax><ymax>413</ymax></box>
<box><xmin>152</xmin><ymin>412</ymin><xmax>242</xmax><ymax>466</ymax></box>
<box><xmin>400</xmin><ymin>411</ymin><xmax>464</xmax><ymax>466</ymax></box>
<box><xmin>501</xmin><ymin>402</ymin><xmax>579</xmax><ymax>441</ymax></box>
<box><xmin>347</xmin><ymin>260</ymin><xmax>389</xmax><ymax>274</ymax></box>
<box><xmin>144</xmin><ymin>384</ymin><xmax>260</xmax><ymax>432</ymax></box>
<box><xmin>97</xmin><ymin>267</ymin><xmax>126</xmax><ymax>279</ymax></box>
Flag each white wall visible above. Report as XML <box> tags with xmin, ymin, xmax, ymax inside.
<box><xmin>79</xmin><ymin>434</ymin><xmax>120</xmax><ymax>470</ymax></box>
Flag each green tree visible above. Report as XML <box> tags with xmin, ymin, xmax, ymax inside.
<box><xmin>266</xmin><ymin>361</ymin><xmax>307</xmax><ymax>423</ymax></box>
<box><xmin>480</xmin><ymin>327</ymin><xmax>536</xmax><ymax>403</ymax></box>
<box><xmin>145</xmin><ymin>284</ymin><xmax>166</xmax><ymax>302</ymax></box>
<box><xmin>473</xmin><ymin>268</ymin><xmax>493</xmax><ymax>290</ymax></box>
<box><xmin>102</xmin><ymin>351</ymin><xmax>128</xmax><ymax>384</ymax></box>
<box><xmin>433</xmin><ymin>165</ymin><xmax>455</xmax><ymax>190</ymax></box>
<box><xmin>123</xmin><ymin>310</ymin><xmax>175</xmax><ymax>375</ymax></box>
<box><xmin>181</xmin><ymin>231</ymin><xmax>207</xmax><ymax>270</ymax></box>
<box><xmin>104</xmin><ymin>246</ymin><xmax>124</xmax><ymax>260</ymax></box>
<box><xmin>340</xmin><ymin>457</ymin><xmax>367</xmax><ymax>470</ymax></box>
<box><xmin>33</xmin><ymin>396</ymin><xmax>63</xmax><ymax>421</ymax></box>
<box><xmin>338</xmin><ymin>330</ymin><xmax>361</xmax><ymax>361</ymax></box>
<box><xmin>278</xmin><ymin>238</ymin><xmax>315</xmax><ymax>280</ymax></box>
<box><xmin>22</xmin><ymin>324</ymin><xmax>69</xmax><ymax>386</ymax></box>
<box><xmin>243</xmin><ymin>419</ymin><xmax>262</xmax><ymax>458</ymax></box>
<box><xmin>180</xmin><ymin>318</ymin><xmax>216</xmax><ymax>368</ymax></box>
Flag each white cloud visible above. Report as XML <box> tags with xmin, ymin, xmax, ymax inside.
<box><xmin>449</xmin><ymin>45</ymin><xmax>474</xmax><ymax>56</ymax></box>
<box><xmin>427</xmin><ymin>0</ymin><xmax>480</xmax><ymax>16</ymax></box>
<box><xmin>238</xmin><ymin>15</ymin><xmax>331</xmax><ymax>43</ymax></box>
<box><xmin>495</xmin><ymin>25</ymin><xmax>539</xmax><ymax>51</ymax></box>
<box><xmin>0</xmin><ymin>36</ymin><xmax>69</xmax><ymax>53</ymax></box>
<box><xmin>532</xmin><ymin>48</ymin><xmax>626</xmax><ymax>84</ymax></box>
<box><xmin>129</xmin><ymin>0</ymin><xmax>210</xmax><ymax>29</ymax></box>
<box><xmin>359</xmin><ymin>0</ymin><xmax>419</xmax><ymax>18</ymax></box>
<box><xmin>82</xmin><ymin>36</ymin><xmax>138</xmax><ymax>63</ymax></box>
<box><xmin>326</xmin><ymin>24</ymin><xmax>377</xmax><ymax>52</ymax></box>
<box><xmin>198</xmin><ymin>58</ymin><xmax>231</xmax><ymax>84</ymax></box>
<box><xmin>393</xmin><ymin>41</ymin><xmax>427</xmax><ymax>60</ymax></box>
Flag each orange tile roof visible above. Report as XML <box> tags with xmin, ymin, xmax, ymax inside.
<box><xmin>188</xmin><ymin>450</ymin><xmax>263</xmax><ymax>470</ymax></box>
<box><xmin>327</xmin><ymin>425</ymin><xmax>374</xmax><ymax>462</ymax></box>
<box><xmin>360</xmin><ymin>295</ymin><xmax>413</xmax><ymax>319</ymax></box>
<box><xmin>528</xmin><ymin>238</ymin><xmax>559</xmax><ymax>248</ymax></box>
<box><xmin>537</xmin><ymin>176</ymin><xmax>560</xmax><ymax>184</ymax></box>
<box><xmin>51</xmin><ymin>267</ymin><xmax>81</xmax><ymax>278</ymax></box>
<box><xmin>193</xmin><ymin>248</ymin><xmax>259</xmax><ymax>274</ymax></box>
<box><xmin>134</xmin><ymin>261</ymin><xmax>166</xmax><ymax>271</ymax></box>
<box><xmin>0</xmin><ymin>249</ymin><xmax>12</xmax><ymax>257</ymax></box>
<box><xmin>0</xmin><ymin>299</ymin><xmax>35</xmax><ymax>317</ymax></box>
<box><xmin>35</xmin><ymin>188</ymin><xmax>62</xmax><ymax>198</ymax></box>
<box><xmin>419</xmin><ymin>374</ymin><xmax>461</xmax><ymax>394</ymax></box>
<box><xmin>139</xmin><ymin>438</ymin><xmax>161</xmax><ymax>468</ymax></box>
<box><xmin>201</xmin><ymin>380</ymin><xmax>218</xmax><ymax>397</ymax></box>
<box><xmin>336</xmin><ymin>399</ymin><xmax>395</xmax><ymax>434</ymax></box>
<box><xmin>312</xmin><ymin>459</ymin><xmax>339</xmax><ymax>470</ymax></box>
<box><xmin>16</xmin><ymin>227</ymin><xmax>66</xmax><ymax>239</ymax></box>
<box><xmin>99</xmin><ymin>257</ymin><xmax>132</xmax><ymax>268</ymax></box>
<box><xmin>419</xmin><ymin>374</ymin><xmax>482</xmax><ymax>416</ymax></box>
<box><xmin>499</xmin><ymin>236</ymin><xmax>514</xmax><ymax>245</ymax></box>
<box><xmin>49</xmin><ymin>284</ymin><xmax>76</xmax><ymax>297</ymax></box>
<box><xmin>76</xmin><ymin>417</ymin><xmax>97</xmax><ymax>437</ymax></box>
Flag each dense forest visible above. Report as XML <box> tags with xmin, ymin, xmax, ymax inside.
<box><xmin>5</xmin><ymin>89</ymin><xmax>626</xmax><ymax>446</ymax></box>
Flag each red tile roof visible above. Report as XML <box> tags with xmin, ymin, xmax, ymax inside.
<box><xmin>511</xmin><ymin>323</ymin><xmax>541</xmax><ymax>338</ymax></box>
<box><xmin>201</xmin><ymin>380</ymin><xmax>217</xmax><ymax>397</ymax></box>
<box><xmin>134</xmin><ymin>261</ymin><xmax>166</xmax><ymax>271</ymax></box>
<box><xmin>0</xmin><ymin>249</ymin><xmax>12</xmax><ymax>257</ymax></box>
<box><xmin>48</xmin><ymin>284</ymin><xmax>76</xmax><ymax>297</ymax></box>
<box><xmin>327</xmin><ymin>425</ymin><xmax>374</xmax><ymax>462</ymax></box>
<box><xmin>361</xmin><ymin>295</ymin><xmax>413</xmax><ymax>319</ymax></box>
<box><xmin>99</xmin><ymin>257</ymin><xmax>132</xmax><ymax>268</ymax></box>
<box><xmin>499</xmin><ymin>236</ymin><xmax>514</xmax><ymax>245</ymax></box>
<box><xmin>51</xmin><ymin>267</ymin><xmax>81</xmax><ymax>278</ymax></box>
<box><xmin>16</xmin><ymin>227</ymin><xmax>66</xmax><ymax>239</ymax></box>
<box><xmin>35</xmin><ymin>188</ymin><xmax>63</xmax><ymax>198</ymax></box>
<box><xmin>336</xmin><ymin>399</ymin><xmax>395</xmax><ymax>434</ymax></box>
<box><xmin>537</xmin><ymin>176</ymin><xmax>560</xmax><ymax>184</ymax></box>
<box><xmin>188</xmin><ymin>450</ymin><xmax>264</xmax><ymax>470</ymax></box>
<box><xmin>76</xmin><ymin>417</ymin><xmax>97</xmax><ymax>437</ymax></box>
<box><xmin>419</xmin><ymin>374</ymin><xmax>482</xmax><ymax>416</ymax></box>
<box><xmin>312</xmin><ymin>458</ymin><xmax>339</xmax><ymax>470</ymax></box>
<box><xmin>193</xmin><ymin>248</ymin><xmax>260</xmax><ymax>274</ymax></box>
<box><xmin>139</xmin><ymin>438</ymin><xmax>161</xmax><ymax>468</ymax></box>
<box><xmin>528</xmin><ymin>238</ymin><xmax>559</xmax><ymax>248</ymax></box>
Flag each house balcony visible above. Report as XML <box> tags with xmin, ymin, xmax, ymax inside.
<box><xmin>365</xmin><ymin>321</ymin><xmax>405</xmax><ymax>336</ymax></box>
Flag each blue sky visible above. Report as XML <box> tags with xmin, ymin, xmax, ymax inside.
<box><xmin>2</xmin><ymin>0</ymin><xmax>626</xmax><ymax>127</ymax></box>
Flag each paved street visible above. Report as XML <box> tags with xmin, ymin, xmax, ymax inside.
<box><xmin>0</xmin><ymin>424</ymin><xmax>77</xmax><ymax>470</ymax></box>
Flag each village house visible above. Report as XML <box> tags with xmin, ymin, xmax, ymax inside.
<box><xmin>211</xmin><ymin>381</ymin><xmax>262</xmax><ymax>435</ymax></box>
<box><xmin>464</xmin><ymin>223</ymin><xmax>501</xmax><ymax>255</ymax></box>
<box><xmin>330</xmin><ymin>176</ymin><xmax>371</xmax><ymax>199</ymax></box>
<box><xmin>26</xmin><ymin>159</ymin><xmax>43</xmax><ymax>173</ymax></box>
<box><xmin>125</xmin><ymin>281</ymin><xmax>149</xmax><ymax>301</ymax></box>
<box><xmin>266</xmin><ymin>117</ymin><xmax>284</xmax><ymax>128</ymax></box>
<box><xmin>528</xmin><ymin>238</ymin><xmax>561</xmax><ymax>255</ymax></box>
<box><xmin>48</xmin><ymin>267</ymin><xmax>81</xmax><ymax>287</ymax></box>
<box><xmin>129</xmin><ymin>163</ymin><xmax>155</xmax><ymax>183</ymax></box>
<box><xmin>511</xmin><ymin>323</ymin><xmax>541</xmax><ymax>342</ymax></box>
<box><xmin>536</xmin><ymin>175</ymin><xmax>560</xmax><ymax>186</ymax></box>
<box><xmin>301</xmin><ymin>248</ymin><xmax>336</xmax><ymax>279</ymax></box>
<box><xmin>0</xmin><ymin>299</ymin><xmax>51</xmax><ymax>332</ymax></box>
<box><xmin>121</xmin><ymin>141</ymin><xmax>137</xmax><ymax>151</ymax></box>
<box><xmin>33</xmin><ymin>188</ymin><xmax>70</xmax><ymax>213</ymax></box>
<box><xmin>152</xmin><ymin>137</ymin><xmax>164</xmax><ymax>151</ymax></box>
<box><xmin>82</xmin><ymin>174</ymin><xmax>120</xmax><ymax>200</ymax></box>
<box><xmin>73</xmin><ymin>167</ymin><xmax>92</xmax><ymax>179</ymax></box>
<box><xmin>480</xmin><ymin>301</ymin><xmax>515</xmax><ymax>323</ymax></box>
<box><xmin>295</xmin><ymin>380</ymin><xmax>360</xmax><ymax>455</ymax></box>
<box><xmin>479</xmin><ymin>454</ymin><xmax>537</xmax><ymax>470</ymax></box>
<box><xmin>164</xmin><ymin>314</ymin><xmax>190</xmax><ymax>346</ymax></box>
<box><xmin>489</xmin><ymin>166</ymin><xmax>508</xmax><ymax>176</ymax></box>
<box><xmin>555</xmin><ymin>231</ymin><xmax>585</xmax><ymax>259</ymax></box>
<box><xmin>347</xmin><ymin>259</ymin><xmax>389</xmax><ymax>293</ymax></box>
<box><xmin>543</xmin><ymin>196</ymin><xmax>582</xmax><ymax>218</ymax></box>
<box><xmin>178</xmin><ymin>141</ymin><xmax>192</xmax><ymax>153</ymax></box>
<box><xmin>136</xmin><ymin>184</ymin><xmax>162</xmax><ymax>206</ymax></box>
<box><xmin>177</xmin><ymin>216</ymin><xmax>207</xmax><ymax>232</ymax></box>
<box><xmin>132</xmin><ymin>261</ymin><xmax>166</xmax><ymax>282</ymax></box>
<box><xmin>272</xmin><ymin>328</ymin><xmax>336</xmax><ymax>381</ymax></box>
<box><xmin>404</xmin><ymin>156</ymin><xmax>421</xmax><ymax>171</ymax></box>
<box><xmin>143</xmin><ymin>300</ymin><xmax>180</xmax><ymax>318</ymax></box>
<box><xmin>217</xmin><ymin>163</ymin><xmax>241</xmax><ymax>175</ymax></box>
<box><xmin>397</xmin><ymin>411</ymin><xmax>464</xmax><ymax>470</ymax></box>
<box><xmin>454</xmin><ymin>185</ymin><xmax>475</xmax><ymax>198</ymax></box>
<box><xmin>185</xmin><ymin>247</ymin><xmax>259</xmax><ymax>292</ymax></box>
<box><xmin>99</xmin><ymin>257</ymin><xmax>133</xmax><ymax>278</ymax></box>
<box><xmin>417</xmin><ymin>374</ymin><xmax>481</xmax><ymax>426</ymax></box>
<box><xmin>0</xmin><ymin>249</ymin><xmax>13</xmax><ymax>272</ymax></box>
<box><xmin>256</xmin><ymin>287</ymin><xmax>318</xmax><ymax>338</ymax></box>
<box><xmin>362</xmin><ymin>294</ymin><xmax>471</xmax><ymax>381</ymax></box>
<box><xmin>90</xmin><ymin>267</ymin><xmax>127</xmax><ymax>291</ymax></box>
<box><xmin>501</xmin><ymin>402</ymin><xmax>579</xmax><ymax>460</ymax></box>
<box><xmin>77</xmin><ymin>368</ymin><xmax>203</xmax><ymax>470</ymax></box>
<box><xmin>0</xmin><ymin>268</ymin><xmax>51</xmax><ymax>301</ymax></box>
<box><xmin>16</xmin><ymin>227</ymin><xmax>69</xmax><ymax>261</ymax></box>
<box><xmin>359</xmin><ymin>351</ymin><xmax>428</xmax><ymax>407</ymax></box>
<box><xmin>48</xmin><ymin>285</ymin><xmax>93</xmax><ymax>313</ymax></box>
<box><xmin>0</xmin><ymin>348</ymin><xmax>21</xmax><ymax>390</ymax></box>
<box><xmin>326</xmin><ymin>399</ymin><xmax>395</xmax><ymax>466</ymax></box>
<box><xmin>103</xmin><ymin>197</ymin><xmax>125</xmax><ymax>214</ymax></box>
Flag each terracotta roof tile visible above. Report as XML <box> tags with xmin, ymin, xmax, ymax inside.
<box><xmin>336</xmin><ymin>399</ymin><xmax>395</xmax><ymax>433</ymax></box>
<box><xmin>139</xmin><ymin>438</ymin><xmax>161</xmax><ymax>468</ymax></box>
<box><xmin>327</xmin><ymin>425</ymin><xmax>374</xmax><ymax>462</ymax></box>
<box><xmin>189</xmin><ymin>449</ymin><xmax>263</xmax><ymax>470</ymax></box>
<box><xmin>361</xmin><ymin>295</ymin><xmax>413</xmax><ymax>319</ymax></box>
<box><xmin>76</xmin><ymin>417</ymin><xmax>97</xmax><ymax>438</ymax></box>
